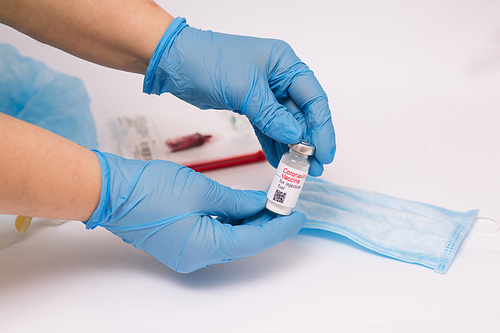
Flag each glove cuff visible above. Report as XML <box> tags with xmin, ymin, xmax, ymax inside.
<box><xmin>83</xmin><ymin>150</ymin><xmax>111</xmax><ymax>229</ymax></box>
<box><xmin>143</xmin><ymin>17</ymin><xmax>188</xmax><ymax>95</ymax></box>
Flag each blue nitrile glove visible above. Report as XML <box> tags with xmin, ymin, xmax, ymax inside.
<box><xmin>143</xmin><ymin>17</ymin><xmax>336</xmax><ymax>176</ymax></box>
<box><xmin>85</xmin><ymin>151</ymin><xmax>306</xmax><ymax>273</ymax></box>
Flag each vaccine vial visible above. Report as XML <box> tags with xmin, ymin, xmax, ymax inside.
<box><xmin>266</xmin><ymin>140</ymin><xmax>315</xmax><ymax>215</ymax></box>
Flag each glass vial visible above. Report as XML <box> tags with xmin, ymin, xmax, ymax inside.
<box><xmin>266</xmin><ymin>140</ymin><xmax>315</xmax><ymax>215</ymax></box>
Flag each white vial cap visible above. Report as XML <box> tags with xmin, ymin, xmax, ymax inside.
<box><xmin>289</xmin><ymin>140</ymin><xmax>315</xmax><ymax>156</ymax></box>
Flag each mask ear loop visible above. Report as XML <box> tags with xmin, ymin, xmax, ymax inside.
<box><xmin>472</xmin><ymin>215</ymin><xmax>500</xmax><ymax>234</ymax></box>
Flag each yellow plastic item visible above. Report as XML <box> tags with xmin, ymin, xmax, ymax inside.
<box><xmin>0</xmin><ymin>214</ymin><xmax>30</xmax><ymax>248</ymax></box>
<box><xmin>15</xmin><ymin>216</ymin><xmax>33</xmax><ymax>233</ymax></box>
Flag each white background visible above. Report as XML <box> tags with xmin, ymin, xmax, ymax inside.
<box><xmin>1</xmin><ymin>0</ymin><xmax>499</xmax><ymax>332</ymax></box>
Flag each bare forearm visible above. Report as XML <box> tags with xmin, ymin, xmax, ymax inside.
<box><xmin>0</xmin><ymin>113</ymin><xmax>101</xmax><ymax>221</ymax></box>
<box><xmin>0</xmin><ymin>0</ymin><xmax>173</xmax><ymax>74</ymax></box>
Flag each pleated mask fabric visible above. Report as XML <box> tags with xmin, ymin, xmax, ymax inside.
<box><xmin>296</xmin><ymin>177</ymin><xmax>478</xmax><ymax>274</ymax></box>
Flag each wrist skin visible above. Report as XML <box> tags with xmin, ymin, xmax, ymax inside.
<box><xmin>0</xmin><ymin>113</ymin><xmax>101</xmax><ymax>221</ymax></box>
<box><xmin>0</xmin><ymin>0</ymin><xmax>174</xmax><ymax>74</ymax></box>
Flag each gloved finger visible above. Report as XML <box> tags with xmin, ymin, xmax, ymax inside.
<box><xmin>253</xmin><ymin>96</ymin><xmax>306</xmax><ymax>168</ymax></box>
<box><xmin>173</xmin><ymin>211</ymin><xmax>305</xmax><ymax>273</ymax></box>
<box><xmin>226</xmin><ymin>210</ymin><xmax>306</xmax><ymax>257</ymax></box>
<box><xmin>253</xmin><ymin>127</ymin><xmax>289</xmax><ymax>169</ymax></box>
<box><xmin>248</xmin><ymin>85</ymin><xmax>303</xmax><ymax>145</ymax></box>
<box><xmin>308</xmin><ymin>157</ymin><xmax>324</xmax><ymax>177</ymax></box>
<box><xmin>254</xmin><ymin>126</ymin><xmax>323</xmax><ymax>176</ymax></box>
<box><xmin>278</xmin><ymin>97</ymin><xmax>307</xmax><ymax>133</ymax></box>
<box><xmin>216</xmin><ymin>216</ymin><xmax>244</xmax><ymax>225</ymax></box>
<box><xmin>253</xmin><ymin>110</ymin><xmax>324</xmax><ymax>177</ymax></box>
<box><xmin>278</xmin><ymin>97</ymin><xmax>325</xmax><ymax>176</ymax></box>
<box><xmin>200</xmin><ymin>178</ymin><xmax>267</xmax><ymax>219</ymax></box>
<box><xmin>287</xmin><ymin>72</ymin><xmax>336</xmax><ymax>165</ymax></box>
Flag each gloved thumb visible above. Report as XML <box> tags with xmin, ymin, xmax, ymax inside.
<box><xmin>203</xmin><ymin>181</ymin><xmax>268</xmax><ymax>219</ymax></box>
<box><xmin>227</xmin><ymin>210</ymin><xmax>307</xmax><ymax>257</ymax></box>
<box><xmin>249</xmin><ymin>87</ymin><xmax>303</xmax><ymax>145</ymax></box>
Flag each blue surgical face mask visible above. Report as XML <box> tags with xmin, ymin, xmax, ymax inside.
<box><xmin>295</xmin><ymin>177</ymin><xmax>480</xmax><ymax>274</ymax></box>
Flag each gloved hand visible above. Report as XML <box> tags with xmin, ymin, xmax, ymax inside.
<box><xmin>85</xmin><ymin>151</ymin><xmax>306</xmax><ymax>273</ymax></box>
<box><xmin>143</xmin><ymin>17</ymin><xmax>336</xmax><ymax>176</ymax></box>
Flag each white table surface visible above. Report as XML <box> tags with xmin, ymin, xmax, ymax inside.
<box><xmin>1</xmin><ymin>1</ymin><xmax>499</xmax><ymax>332</ymax></box>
